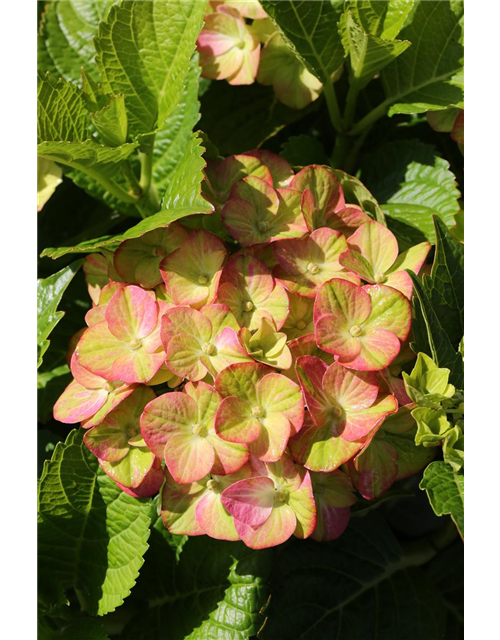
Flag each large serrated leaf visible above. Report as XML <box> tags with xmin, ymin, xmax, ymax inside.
<box><xmin>37</xmin><ymin>72</ymin><xmax>137</xmax><ymax>182</ymax></box>
<box><xmin>121</xmin><ymin>520</ymin><xmax>271</xmax><ymax>640</ymax></box>
<box><xmin>408</xmin><ymin>273</ymin><xmax>463</xmax><ymax>389</ymax></box>
<box><xmin>160</xmin><ymin>132</ymin><xmax>210</xmax><ymax>211</ymax></box>
<box><xmin>426</xmin><ymin>544</ymin><xmax>464</xmax><ymax>636</ymax></box>
<box><xmin>152</xmin><ymin>54</ymin><xmax>202</xmax><ymax>194</ymax></box>
<box><xmin>261</xmin><ymin>512</ymin><xmax>446</xmax><ymax>639</ymax></box>
<box><xmin>38</xmin><ymin>430</ymin><xmax>152</xmax><ymax>616</ymax></box>
<box><xmin>346</xmin><ymin>0</ymin><xmax>415</xmax><ymax>40</ymax></box>
<box><xmin>381</xmin><ymin>0</ymin><xmax>464</xmax><ymax>115</ymax></box>
<box><xmin>424</xmin><ymin>216</ymin><xmax>464</xmax><ymax>348</ymax></box>
<box><xmin>199</xmin><ymin>80</ymin><xmax>317</xmax><ymax>156</ymax></box>
<box><xmin>37</xmin><ymin>73</ymin><xmax>89</xmax><ymax>142</ymax></box>
<box><xmin>280</xmin><ymin>135</ymin><xmax>329</xmax><ymax>168</ymax></box>
<box><xmin>37</xmin><ymin>260</ymin><xmax>83</xmax><ymax>367</ymax></box>
<box><xmin>363</xmin><ymin>140</ymin><xmax>460</xmax><ymax>245</ymax></box>
<box><xmin>261</xmin><ymin>0</ymin><xmax>345</xmax><ymax>82</ymax></box>
<box><xmin>38</xmin><ymin>140</ymin><xmax>138</xmax><ymax>176</ymax></box>
<box><xmin>94</xmin><ymin>0</ymin><xmax>205</xmax><ymax>136</ymax></box>
<box><xmin>38</xmin><ymin>0</ymin><xmax>114</xmax><ymax>84</ymax></box>
<box><xmin>420</xmin><ymin>461</ymin><xmax>464</xmax><ymax>539</ymax></box>
<box><xmin>64</xmin><ymin>51</ymin><xmax>204</xmax><ymax>217</ymax></box>
<box><xmin>40</xmin><ymin>204</ymin><xmax>212</xmax><ymax>259</ymax></box>
<box><xmin>340</xmin><ymin>11</ymin><xmax>411</xmax><ymax>91</ymax></box>
<box><xmin>38</xmin><ymin>615</ymin><xmax>110</xmax><ymax>640</ymax></box>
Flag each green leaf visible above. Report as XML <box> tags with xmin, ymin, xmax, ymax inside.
<box><xmin>37</xmin><ymin>260</ymin><xmax>83</xmax><ymax>367</ymax></box>
<box><xmin>38</xmin><ymin>616</ymin><xmax>110</xmax><ymax>640</ymax></box>
<box><xmin>408</xmin><ymin>273</ymin><xmax>463</xmax><ymax>389</ymax></box>
<box><xmin>403</xmin><ymin>352</ymin><xmax>456</xmax><ymax>408</ymax></box>
<box><xmin>40</xmin><ymin>205</ymin><xmax>212</xmax><ymax>259</ymax></box>
<box><xmin>383</xmin><ymin>427</ymin><xmax>436</xmax><ymax>478</ymax></box>
<box><xmin>340</xmin><ymin>12</ymin><xmax>411</xmax><ymax>91</ymax></box>
<box><xmin>346</xmin><ymin>0</ymin><xmax>415</xmax><ymax>39</ymax></box>
<box><xmin>363</xmin><ymin>140</ymin><xmax>460</xmax><ymax>244</ymax></box>
<box><xmin>90</xmin><ymin>94</ymin><xmax>129</xmax><ymax>147</ymax></box>
<box><xmin>38</xmin><ymin>73</ymin><xmax>138</xmax><ymax>182</ymax></box>
<box><xmin>381</xmin><ymin>0</ymin><xmax>464</xmax><ymax>115</ymax></box>
<box><xmin>65</xmin><ymin>51</ymin><xmax>204</xmax><ymax>218</ymax></box>
<box><xmin>261</xmin><ymin>512</ymin><xmax>446</xmax><ymax>639</ymax></box>
<box><xmin>426</xmin><ymin>544</ymin><xmax>464</xmax><ymax>637</ymax></box>
<box><xmin>280</xmin><ymin>135</ymin><xmax>329</xmax><ymax>168</ymax></box>
<box><xmin>122</xmin><ymin>520</ymin><xmax>271</xmax><ymax>640</ymax></box>
<box><xmin>443</xmin><ymin>425</ymin><xmax>464</xmax><ymax>473</ymax></box>
<box><xmin>38</xmin><ymin>430</ymin><xmax>152</xmax><ymax>616</ymax></box>
<box><xmin>38</xmin><ymin>140</ymin><xmax>138</xmax><ymax>176</ymax></box>
<box><xmin>40</xmin><ymin>236</ymin><xmax>119</xmax><ymax>260</ymax></box>
<box><xmin>424</xmin><ymin>216</ymin><xmax>464</xmax><ymax>348</ymax></box>
<box><xmin>38</xmin><ymin>73</ymin><xmax>89</xmax><ymax>143</ymax></box>
<box><xmin>199</xmin><ymin>82</ymin><xmax>315</xmax><ymax>156</ymax></box>
<box><xmin>94</xmin><ymin>0</ymin><xmax>205</xmax><ymax>136</ymax></box>
<box><xmin>37</xmin><ymin>0</ymin><xmax>114</xmax><ymax>84</ymax></box>
<box><xmin>412</xmin><ymin>408</ymin><xmax>453</xmax><ymax>447</ymax></box>
<box><xmin>420</xmin><ymin>461</ymin><xmax>464</xmax><ymax>538</ymax></box>
<box><xmin>161</xmin><ymin>132</ymin><xmax>211</xmax><ymax>212</ymax></box>
<box><xmin>261</xmin><ymin>0</ymin><xmax>345</xmax><ymax>82</ymax></box>
<box><xmin>152</xmin><ymin>54</ymin><xmax>202</xmax><ymax>195</ymax></box>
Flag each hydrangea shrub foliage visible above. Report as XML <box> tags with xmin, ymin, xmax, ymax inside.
<box><xmin>38</xmin><ymin>1</ymin><xmax>464</xmax><ymax>637</ymax></box>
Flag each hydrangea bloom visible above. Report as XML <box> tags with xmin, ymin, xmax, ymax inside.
<box><xmin>140</xmin><ymin>381</ymin><xmax>249</xmax><ymax>484</ymax></box>
<box><xmin>197</xmin><ymin>5</ymin><xmax>260</xmax><ymax>85</ymax></box>
<box><xmin>339</xmin><ymin>220</ymin><xmax>430</xmax><ymax>299</ymax></box>
<box><xmin>215</xmin><ymin>362</ymin><xmax>304</xmax><ymax>462</ymax></box>
<box><xmin>257</xmin><ymin>33</ymin><xmax>323</xmax><ymax>110</ymax></box>
<box><xmin>77</xmin><ymin>285</ymin><xmax>167</xmax><ymax>383</ymax></box>
<box><xmin>54</xmin><ymin>149</ymin><xmax>430</xmax><ymax>550</ymax></box>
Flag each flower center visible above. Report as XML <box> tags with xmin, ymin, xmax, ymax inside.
<box><xmin>274</xmin><ymin>489</ymin><xmax>289</xmax><ymax>503</ymax></box>
<box><xmin>207</xmin><ymin>478</ymin><xmax>219</xmax><ymax>491</ymax></box>
<box><xmin>251</xmin><ymin>406</ymin><xmax>265</xmax><ymax>419</ymax></box>
<box><xmin>129</xmin><ymin>338</ymin><xmax>142</xmax><ymax>350</ymax></box>
<box><xmin>329</xmin><ymin>404</ymin><xmax>343</xmax><ymax>420</ymax></box>
<box><xmin>104</xmin><ymin>381</ymin><xmax>115</xmax><ymax>393</ymax></box>
<box><xmin>197</xmin><ymin>275</ymin><xmax>209</xmax><ymax>285</ymax></box>
<box><xmin>373</xmin><ymin>272</ymin><xmax>386</xmax><ymax>283</ymax></box>
<box><xmin>192</xmin><ymin>422</ymin><xmax>207</xmax><ymax>437</ymax></box>
<box><xmin>349</xmin><ymin>324</ymin><xmax>363</xmax><ymax>337</ymax></box>
<box><xmin>258</xmin><ymin>220</ymin><xmax>269</xmax><ymax>232</ymax></box>
<box><xmin>307</xmin><ymin>262</ymin><xmax>319</xmax><ymax>275</ymax></box>
<box><xmin>244</xmin><ymin>301</ymin><xmax>254</xmax><ymax>312</ymax></box>
<box><xmin>201</xmin><ymin>342</ymin><xmax>216</xmax><ymax>356</ymax></box>
<box><xmin>296</xmin><ymin>320</ymin><xmax>306</xmax><ymax>330</ymax></box>
<box><xmin>126</xmin><ymin>423</ymin><xmax>139</xmax><ymax>440</ymax></box>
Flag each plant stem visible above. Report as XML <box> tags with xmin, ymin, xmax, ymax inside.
<box><xmin>81</xmin><ymin>167</ymin><xmax>141</xmax><ymax>204</ymax></box>
<box><xmin>75</xmin><ymin>587</ymin><xmax>89</xmax><ymax>613</ymax></box>
<box><xmin>344</xmin><ymin>125</ymin><xmax>373</xmax><ymax>174</ymax></box>
<box><xmin>139</xmin><ymin>139</ymin><xmax>155</xmax><ymax>194</ymax></box>
<box><xmin>343</xmin><ymin>82</ymin><xmax>361</xmax><ymax>132</ymax></box>
<box><xmin>121</xmin><ymin>160</ymin><xmax>142</xmax><ymax>197</ymax></box>
<box><xmin>350</xmin><ymin>99</ymin><xmax>391</xmax><ymax>136</ymax></box>
<box><xmin>322</xmin><ymin>80</ymin><xmax>344</xmax><ymax>134</ymax></box>
<box><xmin>137</xmin><ymin>136</ymin><xmax>160</xmax><ymax>216</ymax></box>
<box><xmin>330</xmin><ymin>133</ymin><xmax>349</xmax><ymax>169</ymax></box>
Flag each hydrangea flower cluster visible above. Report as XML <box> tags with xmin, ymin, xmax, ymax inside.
<box><xmin>197</xmin><ymin>0</ymin><xmax>322</xmax><ymax>109</ymax></box>
<box><xmin>54</xmin><ymin>149</ymin><xmax>432</xmax><ymax>549</ymax></box>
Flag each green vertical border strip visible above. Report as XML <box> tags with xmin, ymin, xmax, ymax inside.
<box><xmin>466</xmin><ymin>0</ymin><xmax>500</xmax><ymax>640</ymax></box>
